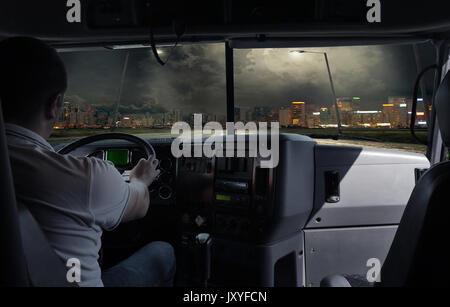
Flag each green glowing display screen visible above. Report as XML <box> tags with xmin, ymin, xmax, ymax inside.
<box><xmin>106</xmin><ymin>150</ymin><xmax>129</xmax><ymax>165</ymax></box>
<box><xmin>216</xmin><ymin>194</ymin><xmax>231</xmax><ymax>201</ymax></box>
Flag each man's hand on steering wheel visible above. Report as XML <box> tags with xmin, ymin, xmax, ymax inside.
<box><xmin>129</xmin><ymin>156</ymin><xmax>160</xmax><ymax>187</ymax></box>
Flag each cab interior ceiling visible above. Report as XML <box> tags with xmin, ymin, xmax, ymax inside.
<box><xmin>1</xmin><ymin>1</ymin><xmax>450</xmax><ymax>50</ymax></box>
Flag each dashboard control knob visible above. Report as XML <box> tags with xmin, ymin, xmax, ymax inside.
<box><xmin>159</xmin><ymin>185</ymin><xmax>173</xmax><ymax>200</ymax></box>
<box><xmin>195</xmin><ymin>215</ymin><xmax>206</xmax><ymax>227</ymax></box>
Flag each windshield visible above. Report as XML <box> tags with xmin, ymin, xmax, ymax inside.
<box><xmin>51</xmin><ymin>42</ymin><xmax>435</xmax><ymax>155</ymax></box>
<box><xmin>234</xmin><ymin>43</ymin><xmax>436</xmax><ymax>155</ymax></box>
<box><xmin>51</xmin><ymin>44</ymin><xmax>226</xmax><ymax>145</ymax></box>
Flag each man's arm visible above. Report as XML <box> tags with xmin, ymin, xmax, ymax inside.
<box><xmin>121</xmin><ymin>156</ymin><xmax>160</xmax><ymax>223</ymax></box>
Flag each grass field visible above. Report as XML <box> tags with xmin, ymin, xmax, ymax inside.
<box><xmin>48</xmin><ymin>127</ymin><xmax>428</xmax><ymax>154</ymax></box>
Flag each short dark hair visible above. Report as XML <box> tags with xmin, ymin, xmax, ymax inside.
<box><xmin>0</xmin><ymin>37</ymin><xmax>67</xmax><ymax>122</ymax></box>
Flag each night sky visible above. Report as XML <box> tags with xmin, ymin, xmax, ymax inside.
<box><xmin>59</xmin><ymin>42</ymin><xmax>437</xmax><ymax>117</ymax></box>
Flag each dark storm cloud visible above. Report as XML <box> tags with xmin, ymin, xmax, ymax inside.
<box><xmin>234</xmin><ymin>44</ymin><xmax>435</xmax><ymax>111</ymax></box>
<box><xmin>60</xmin><ymin>50</ymin><xmax>125</xmax><ymax>105</ymax></box>
<box><xmin>121</xmin><ymin>44</ymin><xmax>226</xmax><ymax>114</ymax></box>
<box><xmin>59</xmin><ymin>42</ymin><xmax>436</xmax><ymax>115</ymax></box>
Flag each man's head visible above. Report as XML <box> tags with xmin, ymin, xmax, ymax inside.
<box><xmin>0</xmin><ymin>37</ymin><xmax>67</xmax><ymax>138</ymax></box>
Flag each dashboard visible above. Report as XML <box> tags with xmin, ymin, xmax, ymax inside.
<box><xmin>59</xmin><ymin>134</ymin><xmax>430</xmax><ymax>286</ymax></box>
<box><xmin>63</xmin><ymin>135</ymin><xmax>317</xmax><ymax>246</ymax></box>
<box><xmin>71</xmin><ymin>139</ymin><xmax>279</xmax><ymax>243</ymax></box>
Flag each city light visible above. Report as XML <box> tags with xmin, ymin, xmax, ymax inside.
<box><xmin>356</xmin><ymin>111</ymin><xmax>379</xmax><ymax>114</ymax></box>
<box><xmin>56</xmin><ymin>95</ymin><xmax>425</xmax><ymax>131</ymax></box>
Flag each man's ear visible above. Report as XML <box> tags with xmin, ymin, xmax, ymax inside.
<box><xmin>45</xmin><ymin>94</ymin><xmax>63</xmax><ymax>120</ymax></box>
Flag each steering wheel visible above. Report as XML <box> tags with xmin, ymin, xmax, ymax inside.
<box><xmin>57</xmin><ymin>133</ymin><xmax>156</xmax><ymax>158</ymax></box>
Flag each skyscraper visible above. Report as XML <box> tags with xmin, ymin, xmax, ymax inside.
<box><xmin>279</xmin><ymin>108</ymin><xmax>292</xmax><ymax>127</ymax></box>
<box><xmin>174</xmin><ymin>109</ymin><xmax>182</xmax><ymax>122</ymax></box>
<box><xmin>291</xmin><ymin>102</ymin><xmax>306</xmax><ymax>127</ymax></box>
<box><xmin>386</xmin><ymin>97</ymin><xmax>410</xmax><ymax>128</ymax></box>
<box><xmin>234</xmin><ymin>107</ymin><xmax>241</xmax><ymax>122</ymax></box>
<box><xmin>337</xmin><ymin>97</ymin><xmax>361</xmax><ymax>126</ymax></box>
<box><xmin>337</xmin><ymin>97</ymin><xmax>361</xmax><ymax>112</ymax></box>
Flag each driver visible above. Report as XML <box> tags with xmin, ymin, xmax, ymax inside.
<box><xmin>0</xmin><ymin>37</ymin><xmax>175</xmax><ymax>287</ymax></box>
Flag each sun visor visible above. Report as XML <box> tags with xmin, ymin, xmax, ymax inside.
<box><xmin>1</xmin><ymin>0</ymin><xmax>450</xmax><ymax>47</ymax></box>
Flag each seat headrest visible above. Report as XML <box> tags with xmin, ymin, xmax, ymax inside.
<box><xmin>435</xmin><ymin>71</ymin><xmax>450</xmax><ymax>147</ymax></box>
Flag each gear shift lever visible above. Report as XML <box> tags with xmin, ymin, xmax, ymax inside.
<box><xmin>195</xmin><ymin>233</ymin><xmax>212</xmax><ymax>287</ymax></box>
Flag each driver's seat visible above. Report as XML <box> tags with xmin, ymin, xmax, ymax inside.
<box><xmin>0</xmin><ymin>101</ymin><xmax>73</xmax><ymax>287</ymax></box>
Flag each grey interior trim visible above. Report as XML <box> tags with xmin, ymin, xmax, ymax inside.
<box><xmin>304</xmin><ymin>226</ymin><xmax>397</xmax><ymax>287</ymax></box>
<box><xmin>307</xmin><ymin>146</ymin><xmax>430</xmax><ymax>228</ymax></box>
<box><xmin>432</xmin><ymin>53</ymin><xmax>450</xmax><ymax>164</ymax></box>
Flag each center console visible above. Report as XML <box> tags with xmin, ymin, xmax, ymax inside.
<box><xmin>176</xmin><ymin>155</ymin><xmax>276</xmax><ymax>242</ymax></box>
<box><xmin>213</xmin><ymin>157</ymin><xmax>275</xmax><ymax>241</ymax></box>
<box><xmin>175</xmin><ymin>134</ymin><xmax>317</xmax><ymax>286</ymax></box>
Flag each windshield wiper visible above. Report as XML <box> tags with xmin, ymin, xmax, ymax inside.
<box><xmin>111</xmin><ymin>52</ymin><xmax>130</xmax><ymax>131</ymax></box>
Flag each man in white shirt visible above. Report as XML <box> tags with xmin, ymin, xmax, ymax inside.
<box><xmin>0</xmin><ymin>37</ymin><xmax>175</xmax><ymax>287</ymax></box>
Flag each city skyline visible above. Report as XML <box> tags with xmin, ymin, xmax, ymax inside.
<box><xmin>55</xmin><ymin>95</ymin><xmax>428</xmax><ymax>130</ymax></box>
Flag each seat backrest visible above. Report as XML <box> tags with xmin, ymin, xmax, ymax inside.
<box><xmin>379</xmin><ymin>71</ymin><xmax>450</xmax><ymax>287</ymax></box>
<box><xmin>17</xmin><ymin>200</ymin><xmax>74</xmax><ymax>287</ymax></box>
<box><xmin>0</xmin><ymin>101</ymin><xmax>74</xmax><ymax>287</ymax></box>
<box><xmin>380</xmin><ymin>162</ymin><xmax>450</xmax><ymax>287</ymax></box>
<box><xmin>0</xmin><ymin>101</ymin><xmax>29</xmax><ymax>286</ymax></box>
